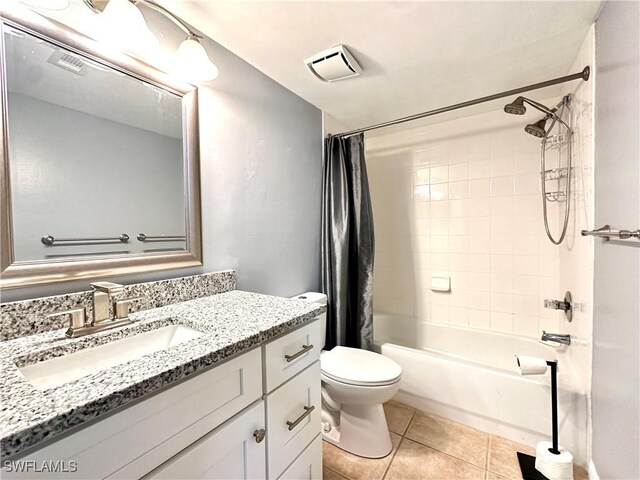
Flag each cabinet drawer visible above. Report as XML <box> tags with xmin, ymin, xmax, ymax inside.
<box><xmin>3</xmin><ymin>348</ymin><xmax>262</xmax><ymax>480</ymax></box>
<box><xmin>267</xmin><ymin>361</ymin><xmax>321</xmax><ymax>479</ymax></box>
<box><xmin>278</xmin><ymin>434</ymin><xmax>322</xmax><ymax>480</ymax></box>
<box><xmin>144</xmin><ymin>401</ymin><xmax>266</xmax><ymax>480</ymax></box>
<box><xmin>264</xmin><ymin>319</ymin><xmax>321</xmax><ymax>393</ymax></box>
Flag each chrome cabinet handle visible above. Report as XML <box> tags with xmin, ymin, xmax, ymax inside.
<box><xmin>284</xmin><ymin>344</ymin><xmax>313</xmax><ymax>363</ymax></box>
<box><xmin>286</xmin><ymin>405</ymin><xmax>315</xmax><ymax>431</ymax></box>
<box><xmin>253</xmin><ymin>429</ymin><xmax>266</xmax><ymax>443</ymax></box>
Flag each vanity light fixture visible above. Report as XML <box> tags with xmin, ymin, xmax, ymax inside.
<box><xmin>83</xmin><ymin>0</ymin><xmax>219</xmax><ymax>82</ymax></box>
<box><xmin>172</xmin><ymin>35</ymin><xmax>219</xmax><ymax>82</ymax></box>
<box><xmin>95</xmin><ymin>0</ymin><xmax>159</xmax><ymax>52</ymax></box>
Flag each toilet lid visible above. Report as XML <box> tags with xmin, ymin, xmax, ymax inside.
<box><xmin>321</xmin><ymin>346</ymin><xmax>402</xmax><ymax>386</ymax></box>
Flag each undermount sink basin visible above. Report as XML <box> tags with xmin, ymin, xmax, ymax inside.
<box><xmin>18</xmin><ymin>325</ymin><xmax>203</xmax><ymax>391</ymax></box>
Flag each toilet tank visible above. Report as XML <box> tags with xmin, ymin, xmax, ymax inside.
<box><xmin>291</xmin><ymin>292</ymin><xmax>327</xmax><ymax>350</ymax></box>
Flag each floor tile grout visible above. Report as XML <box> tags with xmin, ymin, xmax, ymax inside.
<box><xmin>326</xmin><ymin>402</ymin><xmax>587</xmax><ymax>480</ymax></box>
<box><xmin>401</xmin><ymin>407</ymin><xmax>417</xmax><ymax>437</ymax></box>
<box><xmin>399</xmin><ymin>409</ymin><xmax>490</xmax><ymax>471</ymax></box>
<box><xmin>323</xmin><ymin>466</ymin><xmax>346</xmax><ymax>480</ymax></box>
<box><xmin>398</xmin><ymin>436</ymin><xmax>490</xmax><ymax>473</ymax></box>
<box><xmin>381</xmin><ymin>436</ymin><xmax>404</xmax><ymax>480</ymax></box>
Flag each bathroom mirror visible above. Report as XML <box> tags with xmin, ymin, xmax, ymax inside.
<box><xmin>0</xmin><ymin>8</ymin><xmax>202</xmax><ymax>288</ymax></box>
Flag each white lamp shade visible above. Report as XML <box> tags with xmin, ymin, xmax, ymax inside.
<box><xmin>98</xmin><ymin>0</ymin><xmax>158</xmax><ymax>53</ymax></box>
<box><xmin>172</xmin><ymin>37</ymin><xmax>219</xmax><ymax>83</ymax></box>
<box><xmin>19</xmin><ymin>0</ymin><xmax>69</xmax><ymax>9</ymax></box>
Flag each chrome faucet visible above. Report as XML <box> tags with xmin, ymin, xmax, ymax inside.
<box><xmin>541</xmin><ymin>331</ymin><xmax>571</xmax><ymax>346</ymax></box>
<box><xmin>48</xmin><ymin>282</ymin><xmax>143</xmax><ymax>338</ymax></box>
<box><xmin>91</xmin><ymin>281</ymin><xmax>124</xmax><ymax>323</ymax></box>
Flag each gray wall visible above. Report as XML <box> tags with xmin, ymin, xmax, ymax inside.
<box><xmin>592</xmin><ymin>2</ymin><xmax>640</xmax><ymax>478</ymax></box>
<box><xmin>2</xmin><ymin>10</ymin><xmax>323</xmax><ymax>302</ymax></box>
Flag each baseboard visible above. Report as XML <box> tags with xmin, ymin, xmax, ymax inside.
<box><xmin>588</xmin><ymin>460</ymin><xmax>599</xmax><ymax>480</ymax></box>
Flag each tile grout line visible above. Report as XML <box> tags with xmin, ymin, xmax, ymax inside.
<box><xmin>400</xmin><ymin>436</ymin><xmax>489</xmax><ymax>474</ymax></box>
<box><xmin>400</xmin><ymin>407</ymin><xmax>492</xmax><ymax>472</ymax></box>
<box><xmin>381</xmin><ymin>436</ymin><xmax>404</xmax><ymax>480</ymax></box>
<box><xmin>323</xmin><ymin>466</ymin><xmax>347</xmax><ymax>480</ymax></box>
<box><xmin>484</xmin><ymin>434</ymin><xmax>493</xmax><ymax>480</ymax></box>
<box><xmin>380</xmin><ymin>407</ymin><xmax>417</xmax><ymax>479</ymax></box>
<box><xmin>402</xmin><ymin>408</ymin><xmax>417</xmax><ymax>437</ymax></box>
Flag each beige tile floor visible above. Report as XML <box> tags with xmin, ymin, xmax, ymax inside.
<box><xmin>323</xmin><ymin>401</ymin><xmax>588</xmax><ymax>480</ymax></box>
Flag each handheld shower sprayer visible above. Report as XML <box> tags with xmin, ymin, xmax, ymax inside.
<box><xmin>524</xmin><ymin>116</ymin><xmax>551</xmax><ymax>138</ymax></box>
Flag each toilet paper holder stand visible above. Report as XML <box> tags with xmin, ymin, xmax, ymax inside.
<box><xmin>517</xmin><ymin>360</ymin><xmax>560</xmax><ymax>480</ymax></box>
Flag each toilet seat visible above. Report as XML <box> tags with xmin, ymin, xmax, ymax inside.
<box><xmin>321</xmin><ymin>346</ymin><xmax>402</xmax><ymax>387</ymax></box>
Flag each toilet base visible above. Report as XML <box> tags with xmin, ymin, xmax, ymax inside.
<box><xmin>322</xmin><ymin>403</ymin><xmax>393</xmax><ymax>458</ymax></box>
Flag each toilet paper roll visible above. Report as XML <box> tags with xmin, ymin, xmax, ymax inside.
<box><xmin>516</xmin><ymin>355</ymin><xmax>548</xmax><ymax>375</ymax></box>
<box><xmin>535</xmin><ymin>441</ymin><xmax>574</xmax><ymax>480</ymax></box>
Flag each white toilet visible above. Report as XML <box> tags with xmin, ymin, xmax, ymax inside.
<box><xmin>294</xmin><ymin>292</ymin><xmax>402</xmax><ymax>459</ymax></box>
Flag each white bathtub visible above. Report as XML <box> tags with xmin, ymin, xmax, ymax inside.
<box><xmin>374</xmin><ymin>313</ymin><xmax>588</xmax><ymax>465</ymax></box>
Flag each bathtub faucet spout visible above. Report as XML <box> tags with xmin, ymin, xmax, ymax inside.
<box><xmin>541</xmin><ymin>331</ymin><xmax>571</xmax><ymax>346</ymax></box>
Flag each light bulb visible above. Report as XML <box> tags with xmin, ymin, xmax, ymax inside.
<box><xmin>19</xmin><ymin>0</ymin><xmax>69</xmax><ymax>9</ymax></box>
<box><xmin>171</xmin><ymin>36</ymin><xmax>219</xmax><ymax>83</ymax></box>
<box><xmin>97</xmin><ymin>0</ymin><xmax>158</xmax><ymax>54</ymax></box>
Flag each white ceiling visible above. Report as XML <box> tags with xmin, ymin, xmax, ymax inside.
<box><xmin>4</xmin><ymin>23</ymin><xmax>183</xmax><ymax>138</ymax></box>
<box><xmin>164</xmin><ymin>1</ymin><xmax>602</xmax><ymax>131</ymax></box>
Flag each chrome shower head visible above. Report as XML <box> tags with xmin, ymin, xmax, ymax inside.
<box><xmin>524</xmin><ymin>117</ymin><xmax>549</xmax><ymax>138</ymax></box>
<box><xmin>504</xmin><ymin>96</ymin><xmax>527</xmax><ymax>115</ymax></box>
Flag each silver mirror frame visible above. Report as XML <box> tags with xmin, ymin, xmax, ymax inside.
<box><xmin>0</xmin><ymin>5</ymin><xmax>203</xmax><ymax>289</ymax></box>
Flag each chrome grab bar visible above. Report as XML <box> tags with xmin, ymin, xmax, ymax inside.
<box><xmin>137</xmin><ymin>233</ymin><xmax>186</xmax><ymax>242</ymax></box>
<box><xmin>284</xmin><ymin>344</ymin><xmax>313</xmax><ymax>363</ymax></box>
<box><xmin>41</xmin><ymin>234</ymin><xmax>129</xmax><ymax>246</ymax></box>
<box><xmin>581</xmin><ymin>225</ymin><xmax>640</xmax><ymax>241</ymax></box>
<box><xmin>286</xmin><ymin>405</ymin><xmax>315</xmax><ymax>431</ymax></box>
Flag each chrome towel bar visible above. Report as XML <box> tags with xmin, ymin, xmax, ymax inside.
<box><xmin>581</xmin><ymin>225</ymin><xmax>640</xmax><ymax>241</ymax></box>
<box><xmin>41</xmin><ymin>234</ymin><xmax>129</xmax><ymax>246</ymax></box>
<box><xmin>137</xmin><ymin>233</ymin><xmax>186</xmax><ymax>242</ymax></box>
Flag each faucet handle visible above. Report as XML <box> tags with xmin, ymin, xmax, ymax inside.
<box><xmin>543</xmin><ymin>291</ymin><xmax>573</xmax><ymax>322</ymax></box>
<box><xmin>114</xmin><ymin>297</ymin><xmax>144</xmax><ymax>320</ymax></box>
<box><xmin>48</xmin><ymin>308</ymin><xmax>87</xmax><ymax>336</ymax></box>
<box><xmin>544</xmin><ymin>299</ymin><xmax>570</xmax><ymax>310</ymax></box>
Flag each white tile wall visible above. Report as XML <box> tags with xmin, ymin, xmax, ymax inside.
<box><xmin>366</xmin><ymin>90</ymin><xmax>594</xmax><ymax>339</ymax></box>
<box><xmin>556</xmin><ymin>27</ymin><xmax>596</xmax><ymax>459</ymax></box>
<box><xmin>367</xmin><ymin>27</ymin><xmax>595</xmax><ymax>465</ymax></box>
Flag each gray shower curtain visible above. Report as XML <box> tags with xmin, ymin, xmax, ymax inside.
<box><xmin>321</xmin><ymin>133</ymin><xmax>375</xmax><ymax>351</ymax></box>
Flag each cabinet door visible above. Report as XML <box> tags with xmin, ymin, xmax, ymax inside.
<box><xmin>278</xmin><ymin>435</ymin><xmax>322</xmax><ymax>480</ymax></box>
<box><xmin>144</xmin><ymin>401</ymin><xmax>266</xmax><ymax>480</ymax></box>
<box><xmin>266</xmin><ymin>362</ymin><xmax>321</xmax><ymax>479</ymax></box>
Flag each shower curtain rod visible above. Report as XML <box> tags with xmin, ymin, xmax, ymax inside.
<box><xmin>338</xmin><ymin>66</ymin><xmax>590</xmax><ymax>137</ymax></box>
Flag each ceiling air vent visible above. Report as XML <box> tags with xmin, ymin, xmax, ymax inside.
<box><xmin>47</xmin><ymin>50</ymin><xmax>88</xmax><ymax>76</ymax></box>
<box><xmin>304</xmin><ymin>45</ymin><xmax>362</xmax><ymax>82</ymax></box>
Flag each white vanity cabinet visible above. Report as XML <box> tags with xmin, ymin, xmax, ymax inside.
<box><xmin>2</xmin><ymin>318</ymin><xmax>323</xmax><ymax>480</ymax></box>
<box><xmin>143</xmin><ymin>401</ymin><xmax>267</xmax><ymax>480</ymax></box>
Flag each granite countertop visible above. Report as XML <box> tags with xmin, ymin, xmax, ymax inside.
<box><xmin>0</xmin><ymin>290</ymin><xmax>326</xmax><ymax>458</ymax></box>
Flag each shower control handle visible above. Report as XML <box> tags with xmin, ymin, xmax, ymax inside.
<box><xmin>544</xmin><ymin>299</ymin><xmax>571</xmax><ymax>311</ymax></box>
<box><xmin>544</xmin><ymin>291</ymin><xmax>573</xmax><ymax>322</ymax></box>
